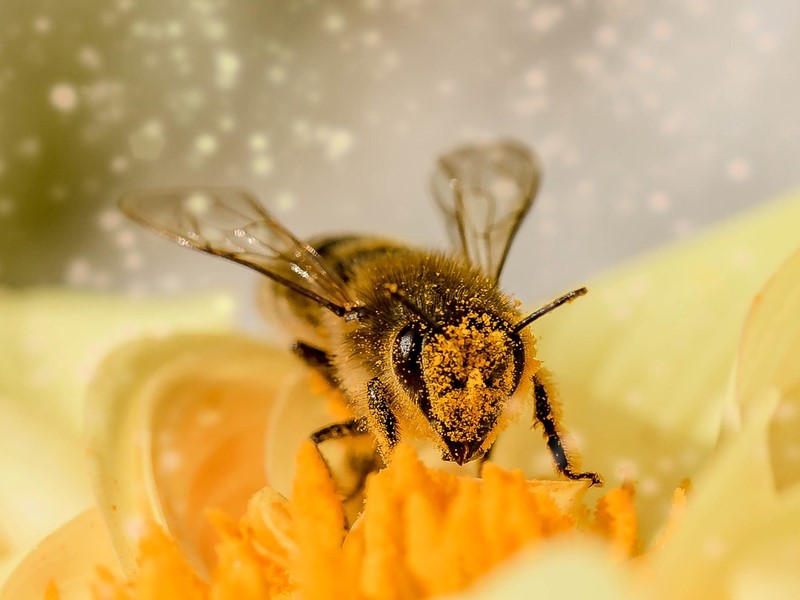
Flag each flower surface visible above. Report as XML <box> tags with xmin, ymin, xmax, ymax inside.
<box><xmin>2</xmin><ymin>193</ymin><xmax>800</xmax><ymax>599</ymax></box>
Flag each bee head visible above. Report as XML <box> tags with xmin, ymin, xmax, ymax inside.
<box><xmin>392</xmin><ymin>312</ymin><xmax>525</xmax><ymax>465</ymax></box>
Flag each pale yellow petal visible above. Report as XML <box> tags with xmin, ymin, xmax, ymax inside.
<box><xmin>0</xmin><ymin>509</ymin><xmax>121</xmax><ymax>600</ymax></box>
<box><xmin>85</xmin><ymin>333</ymin><xmax>302</xmax><ymax>578</ymax></box>
<box><xmin>0</xmin><ymin>289</ymin><xmax>234</xmax><ymax>585</ymax></box>
<box><xmin>492</xmin><ymin>192</ymin><xmax>800</xmax><ymax>541</ymax></box>
<box><xmin>453</xmin><ymin>537</ymin><xmax>633</xmax><ymax>600</ymax></box>
<box><xmin>0</xmin><ymin>395</ymin><xmax>91</xmax><ymax>583</ymax></box>
<box><xmin>0</xmin><ymin>288</ymin><xmax>234</xmax><ymax>436</ymax></box>
<box><xmin>733</xmin><ymin>246</ymin><xmax>800</xmax><ymax>489</ymax></box>
<box><xmin>642</xmin><ymin>390</ymin><xmax>778</xmax><ymax>599</ymax></box>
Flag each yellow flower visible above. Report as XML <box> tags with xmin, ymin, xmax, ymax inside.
<box><xmin>2</xmin><ymin>192</ymin><xmax>800</xmax><ymax>599</ymax></box>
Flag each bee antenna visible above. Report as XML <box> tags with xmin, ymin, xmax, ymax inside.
<box><xmin>383</xmin><ymin>284</ymin><xmax>443</xmax><ymax>332</ymax></box>
<box><xmin>512</xmin><ymin>287</ymin><xmax>588</xmax><ymax>333</ymax></box>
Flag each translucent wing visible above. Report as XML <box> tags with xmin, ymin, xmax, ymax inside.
<box><xmin>431</xmin><ymin>139</ymin><xmax>542</xmax><ymax>282</ymax></box>
<box><xmin>119</xmin><ymin>187</ymin><xmax>358</xmax><ymax>316</ymax></box>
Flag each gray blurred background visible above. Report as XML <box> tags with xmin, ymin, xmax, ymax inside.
<box><xmin>1</xmin><ymin>0</ymin><xmax>798</xmax><ymax>331</ymax></box>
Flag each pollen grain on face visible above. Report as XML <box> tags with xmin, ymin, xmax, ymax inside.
<box><xmin>97</xmin><ymin>441</ymin><xmax>667</xmax><ymax>599</ymax></box>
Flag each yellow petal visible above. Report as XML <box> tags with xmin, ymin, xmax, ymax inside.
<box><xmin>643</xmin><ymin>390</ymin><xmax>778</xmax><ymax>598</ymax></box>
<box><xmin>453</xmin><ymin>537</ymin><xmax>633</xmax><ymax>600</ymax></box>
<box><xmin>0</xmin><ymin>509</ymin><xmax>121</xmax><ymax>600</ymax></box>
<box><xmin>85</xmin><ymin>333</ymin><xmax>304</xmax><ymax>578</ymax></box>
<box><xmin>0</xmin><ymin>289</ymin><xmax>234</xmax><ymax>584</ymax></box>
<box><xmin>0</xmin><ymin>288</ymin><xmax>234</xmax><ymax>436</ymax></box>
<box><xmin>733</xmin><ymin>246</ymin><xmax>800</xmax><ymax>489</ymax></box>
<box><xmin>493</xmin><ymin>192</ymin><xmax>800</xmax><ymax>541</ymax></box>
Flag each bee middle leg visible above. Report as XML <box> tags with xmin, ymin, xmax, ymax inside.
<box><xmin>310</xmin><ymin>418</ymin><xmax>368</xmax><ymax>443</ymax></box>
<box><xmin>533</xmin><ymin>374</ymin><xmax>603</xmax><ymax>486</ymax></box>
<box><xmin>309</xmin><ymin>418</ymin><xmax>380</xmax><ymax>507</ymax></box>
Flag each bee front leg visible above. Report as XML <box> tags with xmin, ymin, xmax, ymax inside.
<box><xmin>532</xmin><ymin>374</ymin><xmax>603</xmax><ymax>486</ymax></box>
<box><xmin>291</xmin><ymin>341</ymin><xmax>338</xmax><ymax>387</ymax></box>
<box><xmin>367</xmin><ymin>377</ymin><xmax>399</xmax><ymax>454</ymax></box>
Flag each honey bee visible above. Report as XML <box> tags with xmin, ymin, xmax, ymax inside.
<box><xmin>120</xmin><ymin>139</ymin><xmax>601</xmax><ymax>486</ymax></box>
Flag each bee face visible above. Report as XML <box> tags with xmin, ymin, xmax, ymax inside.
<box><xmin>392</xmin><ymin>311</ymin><xmax>525</xmax><ymax>465</ymax></box>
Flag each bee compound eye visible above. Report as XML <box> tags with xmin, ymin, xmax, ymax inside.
<box><xmin>391</xmin><ymin>323</ymin><xmax>426</xmax><ymax>394</ymax></box>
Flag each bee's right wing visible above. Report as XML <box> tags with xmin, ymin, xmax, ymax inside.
<box><xmin>431</xmin><ymin>139</ymin><xmax>542</xmax><ymax>282</ymax></box>
<box><xmin>119</xmin><ymin>187</ymin><xmax>358</xmax><ymax>316</ymax></box>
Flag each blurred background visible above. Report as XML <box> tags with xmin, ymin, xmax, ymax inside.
<box><xmin>1</xmin><ymin>0</ymin><xmax>798</xmax><ymax>331</ymax></box>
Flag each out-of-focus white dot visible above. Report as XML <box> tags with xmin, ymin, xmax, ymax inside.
<box><xmin>736</xmin><ymin>10</ymin><xmax>759</xmax><ymax>33</ymax></box>
<box><xmin>436</xmin><ymin>79</ymin><xmax>456</xmax><ymax>96</ymax></box>
<box><xmin>166</xmin><ymin>21</ymin><xmax>184</xmax><ymax>37</ymax></box>
<box><xmin>324</xmin><ymin>129</ymin><xmax>354</xmax><ymax>160</ymax></box>
<box><xmin>50</xmin><ymin>184</ymin><xmax>67</xmax><ymax>202</ymax></box>
<box><xmin>196</xmin><ymin>409</ymin><xmax>222</xmax><ymax>427</ymax></box>
<box><xmin>624</xmin><ymin>390</ymin><xmax>643</xmax><ymax>408</ymax></box>
<box><xmin>249</xmin><ymin>134</ymin><xmax>270</xmax><ymax>151</ymax></box>
<box><xmin>195</xmin><ymin>134</ymin><xmax>218</xmax><ymax>155</ymax></box>
<box><xmin>659</xmin><ymin>110</ymin><xmax>685</xmax><ymax>136</ymax></box>
<box><xmin>98</xmin><ymin>209</ymin><xmax>122</xmax><ymax>231</ymax></box>
<box><xmin>109</xmin><ymin>156</ymin><xmax>129</xmax><ymax>173</ymax></box>
<box><xmin>615</xmin><ymin>460</ymin><xmax>638</xmax><ymax>480</ymax></box>
<box><xmin>66</xmin><ymin>257</ymin><xmax>91</xmax><ymax>285</ymax></box>
<box><xmin>640</xmin><ymin>477</ymin><xmax>660</xmax><ymax>496</ymax></box>
<box><xmin>123</xmin><ymin>516</ymin><xmax>146</xmax><ymax>543</ymax></box>
<box><xmin>323</xmin><ymin>12</ymin><xmax>346</xmax><ymax>33</ymax></box>
<box><xmin>686</xmin><ymin>0</ymin><xmax>710</xmax><ymax>17</ymax></box>
<box><xmin>703</xmin><ymin>537</ymin><xmax>726</xmax><ymax>560</ymax></box>
<box><xmin>726</xmin><ymin>158</ymin><xmax>751</xmax><ymax>181</ymax></box>
<box><xmin>757</xmin><ymin>33</ymin><xmax>779</xmax><ymax>53</ymax></box>
<box><xmin>205</xmin><ymin>20</ymin><xmax>227</xmax><ymax>41</ymax></box>
<box><xmin>674</xmin><ymin>219</ymin><xmax>694</xmax><ymax>238</ymax></box>
<box><xmin>595</xmin><ymin>25</ymin><xmax>618</xmax><ymax>47</ymax></box>
<box><xmin>251</xmin><ymin>155</ymin><xmax>274</xmax><ymax>176</ymax></box>
<box><xmin>215</xmin><ymin>49</ymin><xmax>241</xmax><ymax>89</ymax></box>
<box><xmin>647</xmin><ymin>191</ymin><xmax>671</xmax><ymax>213</ymax></box>
<box><xmin>116</xmin><ymin>230</ymin><xmax>137</xmax><ymax>249</ymax></box>
<box><xmin>18</xmin><ymin>137</ymin><xmax>41</xmax><ymax>158</ymax></box>
<box><xmin>361</xmin><ymin>29</ymin><xmax>381</xmax><ymax>46</ymax></box>
<box><xmin>159</xmin><ymin>450</ymin><xmax>183</xmax><ymax>472</ymax></box>
<box><xmin>656</xmin><ymin>457</ymin><xmax>675</xmax><ymax>473</ymax></box>
<box><xmin>129</xmin><ymin>121</ymin><xmax>165</xmax><ymax>161</ymax></box>
<box><xmin>124</xmin><ymin>251</ymin><xmax>143</xmax><ymax>271</ymax></box>
<box><xmin>652</xmin><ymin>20</ymin><xmax>673</xmax><ymax>40</ymax></box>
<box><xmin>219</xmin><ymin>115</ymin><xmax>236</xmax><ymax>132</ymax></box>
<box><xmin>267</xmin><ymin>64</ymin><xmax>287</xmax><ymax>84</ymax></box>
<box><xmin>523</xmin><ymin>67</ymin><xmax>547</xmax><ymax>89</ymax></box>
<box><xmin>78</xmin><ymin>46</ymin><xmax>102</xmax><ymax>70</ymax></box>
<box><xmin>185</xmin><ymin>192</ymin><xmax>211</xmax><ymax>215</ymax></box>
<box><xmin>0</xmin><ymin>198</ymin><xmax>12</xmax><ymax>217</ymax></box>
<box><xmin>775</xmin><ymin>401</ymin><xmax>797</xmax><ymax>422</ymax></box>
<box><xmin>530</xmin><ymin>4</ymin><xmax>563</xmax><ymax>32</ymax></box>
<box><xmin>33</xmin><ymin>16</ymin><xmax>51</xmax><ymax>34</ymax></box>
<box><xmin>573</xmin><ymin>53</ymin><xmax>603</xmax><ymax>76</ymax></box>
<box><xmin>276</xmin><ymin>192</ymin><xmax>295</xmax><ymax>212</ymax></box>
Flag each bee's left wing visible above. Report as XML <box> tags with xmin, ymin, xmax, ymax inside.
<box><xmin>119</xmin><ymin>187</ymin><xmax>358</xmax><ymax>316</ymax></box>
<box><xmin>431</xmin><ymin>139</ymin><xmax>541</xmax><ymax>282</ymax></box>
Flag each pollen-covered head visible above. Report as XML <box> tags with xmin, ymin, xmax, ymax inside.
<box><xmin>421</xmin><ymin>313</ymin><xmax>520</xmax><ymax>464</ymax></box>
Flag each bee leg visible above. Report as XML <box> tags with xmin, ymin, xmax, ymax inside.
<box><xmin>310</xmin><ymin>417</ymin><xmax>368</xmax><ymax>444</ymax></box>
<box><xmin>291</xmin><ymin>341</ymin><xmax>337</xmax><ymax>387</ymax></box>
<box><xmin>367</xmin><ymin>377</ymin><xmax>399</xmax><ymax>451</ymax></box>
<box><xmin>533</xmin><ymin>375</ymin><xmax>603</xmax><ymax>486</ymax></box>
